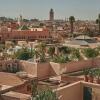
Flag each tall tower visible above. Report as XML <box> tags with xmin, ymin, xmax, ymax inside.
<box><xmin>49</xmin><ymin>8</ymin><xmax>54</xmax><ymax>21</ymax></box>
<box><xmin>18</xmin><ymin>14</ymin><xmax>23</xmax><ymax>26</ymax></box>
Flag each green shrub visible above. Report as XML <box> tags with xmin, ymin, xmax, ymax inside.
<box><xmin>83</xmin><ymin>48</ymin><xmax>99</xmax><ymax>58</ymax></box>
<box><xmin>69</xmin><ymin>48</ymin><xmax>81</xmax><ymax>61</ymax></box>
<box><xmin>33</xmin><ymin>89</ymin><xmax>58</xmax><ymax>100</ymax></box>
<box><xmin>47</xmin><ymin>47</ymin><xmax>55</xmax><ymax>57</ymax></box>
<box><xmin>52</xmin><ymin>55</ymin><xmax>69</xmax><ymax>63</ymax></box>
<box><xmin>14</xmin><ymin>47</ymin><xmax>35</xmax><ymax>60</ymax></box>
<box><xmin>58</xmin><ymin>46</ymin><xmax>71</xmax><ymax>54</ymax></box>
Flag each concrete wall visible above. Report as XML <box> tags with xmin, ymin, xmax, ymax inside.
<box><xmin>19</xmin><ymin>58</ymin><xmax>100</xmax><ymax>79</ymax></box>
<box><xmin>20</xmin><ymin>61</ymin><xmax>51</xmax><ymax>80</ymax></box>
<box><xmin>50</xmin><ymin>58</ymin><xmax>100</xmax><ymax>75</ymax></box>
<box><xmin>50</xmin><ymin>62</ymin><xmax>67</xmax><ymax>75</ymax></box>
<box><xmin>61</xmin><ymin>75</ymin><xmax>83</xmax><ymax>82</ymax></box>
<box><xmin>92</xmin><ymin>88</ymin><xmax>100</xmax><ymax>100</ymax></box>
<box><xmin>57</xmin><ymin>82</ymin><xmax>83</xmax><ymax>100</ymax></box>
<box><xmin>81</xmin><ymin>82</ymin><xmax>100</xmax><ymax>100</ymax></box>
<box><xmin>20</xmin><ymin>61</ymin><xmax>37</xmax><ymax>76</ymax></box>
<box><xmin>37</xmin><ymin>63</ymin><xmax>51</xmax><ymax>80</ymax></box>
<box><xmin>65</xmin><ymin>59</ymin><xmax>93</xmax><ymax>72</ymax></box>
<box><xmin>50</xmin><ymin>60</ymin><xmax>91</xmax><ymax>75</ymax></box>
<box><xmin>57</xmin><ymin>81</ymin><xmax>100</xmax><ymax>100</ymax></box>
<box><xmin>1</xmin><ymin>58</ymin><xmax>99</xmax><ymax>80</ymax></box>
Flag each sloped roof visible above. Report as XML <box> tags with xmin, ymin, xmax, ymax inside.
<box><xmin>67</xmin><ymin>40</ymin><xmax>88</xmax><ymax>46</ymax></box>
<box><xmin>75</xmin><ymin>35</ymin><xmax>92</xmax><ymax>40</ymax></box>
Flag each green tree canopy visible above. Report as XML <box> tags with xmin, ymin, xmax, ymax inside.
<box><xmin>58</xmin><ymin>46</ymin><xmax>71</xmax><ymax>54</ymax></box>
<box><xmin>47</xmin><ymin>47</ymin><xmax>55</xmax><ymax>57</ymax></box>
<box><xmin>83</xmin><ymin>48</ymin><xmax>99</xmax><ymax>58</ymax></box>
<box><xmin>14</xmin><ymin>47</ymin><xmax>34</xmax><ymax>60</ymax></box>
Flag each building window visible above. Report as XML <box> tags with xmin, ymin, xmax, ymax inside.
<box><xmin>35</xmin><ymin>29</ymin><xmax>37</xmax><ymax>31</ymax></box>
<box><xmin>27</xmin><ymin>85</ymin><xmax>31</xmax><ymax>92</ymax></box>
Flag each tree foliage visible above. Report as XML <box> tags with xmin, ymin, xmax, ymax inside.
<box><xmin>52</xmin><ymin>55</ymin><xmax>69</xmax><ymax>63</ymax></box>
<box><xmin>47</xmin><ymin>47</ymin><xmax>55</xmax><ymax>57</ymax></box>
<box><xmin>83</xmin><ymin>48</ymin><xmax>99</xmax><ymax>58</ymax></box>
<box><xmin>14</xmin><ymin>47</ymin><xmax>34</xmax><ymax>60</ymax></box>
<box><xmin>58</xmin><ymin>46</ymin><xmax>71</xmax><ymax>54</ymax></box>
<box><xmin>69</xmin><ymin>48</ymin><xmax>81</xmax><ymax>61</ymax></box>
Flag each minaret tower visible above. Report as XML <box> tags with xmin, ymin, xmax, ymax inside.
<box><xmin>49</xmin><ymin>8</ymin><xmax>54</xmax><ymax>21</ymax></box>
<box><xmin>18</xmin><ymin>14</ymin><xmax>23</xmax><ymax>26</ymax></box>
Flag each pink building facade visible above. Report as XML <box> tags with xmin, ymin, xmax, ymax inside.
<box><xmin>0</xmin><ymin>27</ymin><xmax>52</xmax><ymax>42</ymax></box>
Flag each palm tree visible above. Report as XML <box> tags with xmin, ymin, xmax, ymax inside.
<box><xmin>96</xmin><ymin>14</ymin><xmax>100</xmax><ymax>33</ymax></box>
<box><xmin>69</xmin><ymin>16</ymin><xmax>75</xmax><ymax>38</ymax></box>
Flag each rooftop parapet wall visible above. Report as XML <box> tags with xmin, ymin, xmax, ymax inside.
<box><xmin>19</xmin><ymin>58</ymin><xmax>100</xmax><ymax>79</ymax></box>
<box><xmin>1</xmin><ymin>91</ymin><xmax>31</xmax><ymax>100</ymax></box>
<box><xmin>56</xmin><ymin>82</ymin><xmax>83</xmax><ymax>100</ymax></box>
<box><xmin>37</xmin><ymin>63</ymin><xmax>51</xmax><ymax>80</ymax></box>
<box><xmin>56</xmin><ymin>81</ymin><xmax>100</xmax><ymax>100</ymax></box>
<box><xmin>81</xmin><ymin>82</ymin><xmax>100</xmax><ymax>100</ymax></box>
<box><xmin>19</xmin><ymin>61</ymin><xmax>51</xmax><ymax>80</ymax></box>
<box><xmin>19</xmin><ymin>61</ymin><xmax>37</xmax><ymax>76</ymax></box>
<box><xmin>50</xmin><ymin>58</ymin><xmax>100</xmax><ymax>75</ymax></box>
<box><xmin>65</xmin><ymin>58</ymin><xmax>100</xmax><ymax>73</ymax></box>
<box><xmin>0</xmin><ymin>58</ymin><xmax>99</xmax><ymax>80</ymax></box>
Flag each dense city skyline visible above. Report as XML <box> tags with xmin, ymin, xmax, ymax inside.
<box><xmin>0</xmin><ymin>0</ymin><xmax>100</xmax><ymax>20</ymax></box>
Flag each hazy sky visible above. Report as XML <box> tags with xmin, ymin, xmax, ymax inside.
<box><xmin>0</xmin><ymin>0</ymin><xmax>100</xmax><ymax>20</ymax></box>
